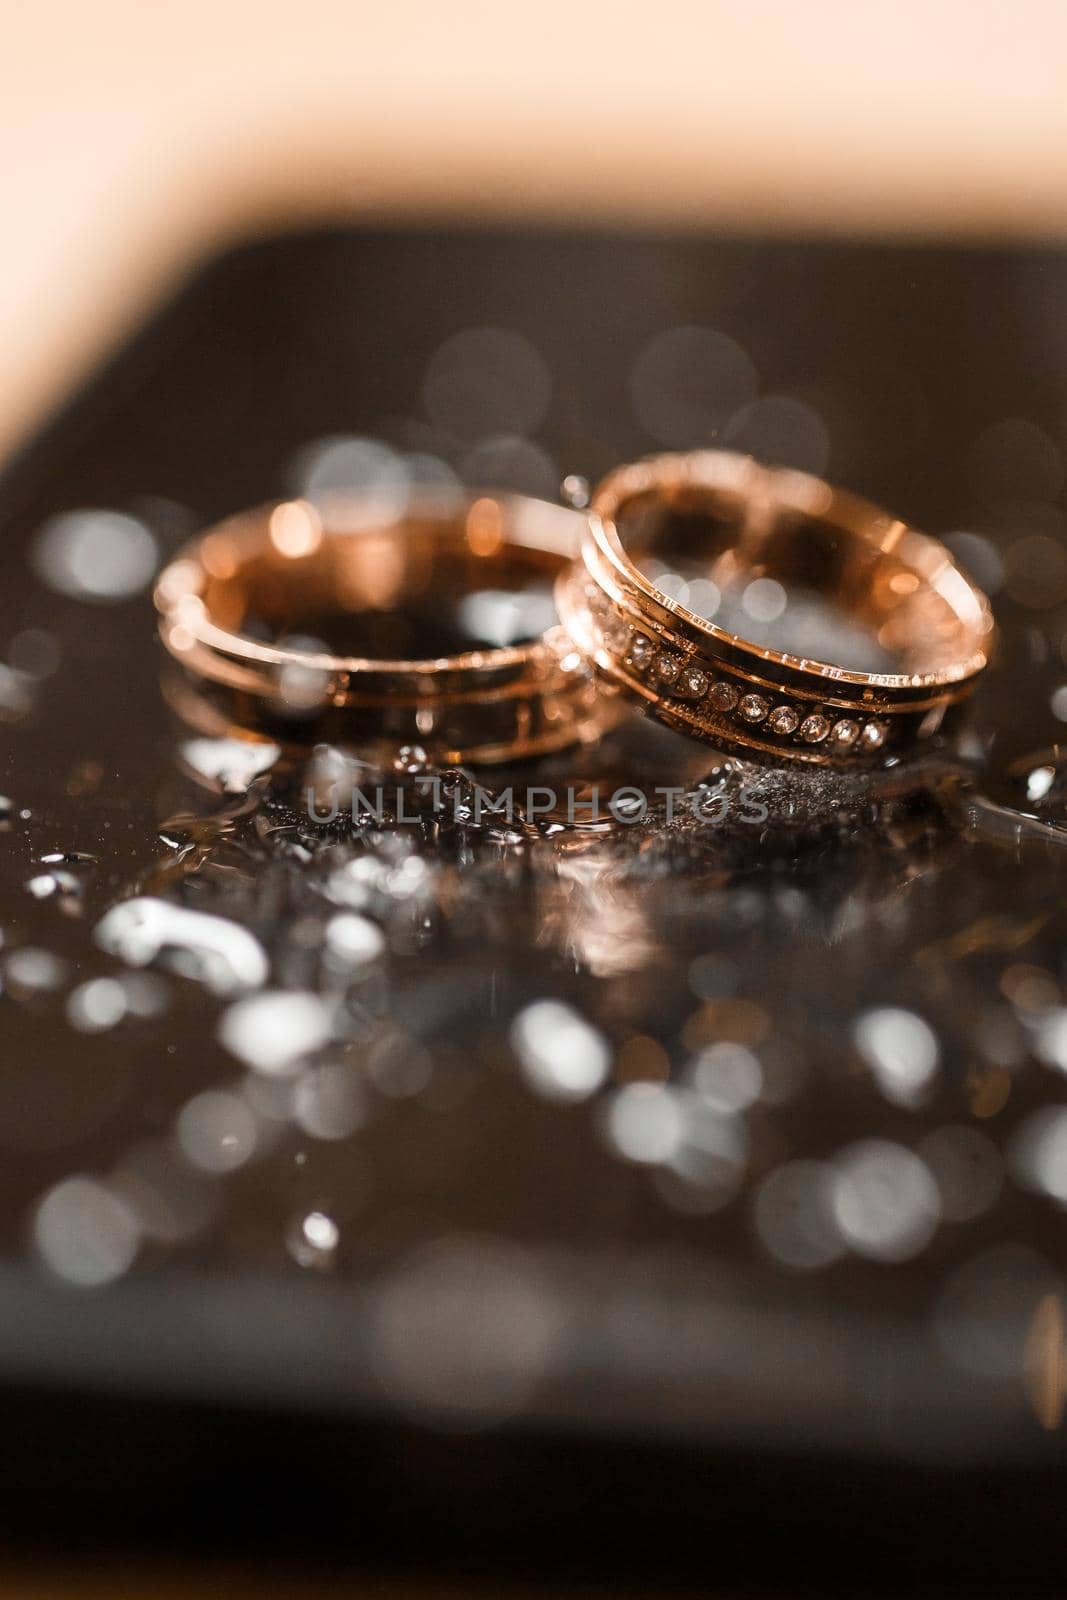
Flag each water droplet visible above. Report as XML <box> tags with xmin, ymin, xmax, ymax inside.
<box><xmin>291</xmin><ymin>436</ymin><xmax>411</xmax><ymax>524</ymax></box>
<box><xmin>324</xmin><ymin>913</ymin><xmax>385</xmax><ymax>967</ymax></box>
<box><xmin>560</xmin><ymin>473</ymin><xmax>590</xmax><ymax>509</ymax></box>
<box><xmin>94</xmin><ymin>898</ymin><xmax>269</xmax><ymax>995</ymax></box>
<box><xmin>286</xmin><ymin>1209</ymin><xmax>340</xmax><ymax>1269</ymax></box>
<box><xmin>34</xmin><ymin>1176</ymin><xmax>140</xmax><ymax>1286</ymax></box>
<box><xmin>176</xmin><ymin>1090</ymin><xmax>259</xmax><ymax>1173</ymax></box>
<box><xmin>66</xmin><ymin>977</ymin><xmax>127</xmax><ymax>1032</ymax></box>
<box><xmin>423</xmin><ymin>327</ymin><xmax>550</xmax><ymax>441</ymax></box>
<box><xmin>31</xmin><ymin>509</ymin><xmax>157</xmax><ymax>602</ymax></box>
<box><xmin>510</xmin><ymin>1001</ymin><xmax>609</xmax><ymax>1102</ymax></box>
<box><xmin>180</xmin><ymin>738</ymin><xmax>280</xmax><ymax>793</ymax></box>
<box><xmin>853</xmin><ymin>1007</ymin><xmax>939</xmax><ymax>1107</ymax></box>
<box><xmin>754</xmin><ymin>1160</ymin><xmax>844</xmax><ymax>1271</ymax></box>
<box><xmin>4</xmin><ymin>946</ymin><xmax>68</xmax><ymax>996</ymax></box>
<box><xmin>630</xmin><ymin>326</ymin><xmax>757</xmax><ymax>446</ymax></box>
<box><xmin>831</xmin><ymin>1140</ymin><xmax>940</xmax><ymax>1262</ymax></box>
<box><xmin>218</xmin><ymin>989</ymin><xmax>332</xmax><ymax>1075</ymax></box>
<box><xmin>605</xmin><ymin>1083</ymin><xmax>685</xmax><ymax>1164</ymax></box>
<box><xmin>292</xmin><ymin>1060</ymin><xmax>366</xmax><ymax>1138</ymax></box>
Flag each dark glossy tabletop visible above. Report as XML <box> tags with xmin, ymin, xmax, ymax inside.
<box><xmin>2</xmin><ymin>227</ymin><xmax>1067</xmax><ymax>1591</ymax></box>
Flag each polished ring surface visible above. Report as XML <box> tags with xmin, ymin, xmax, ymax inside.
<box><xmin>556</xmin><ymin>451</ymin><xmax>994</xmax><ymax>765</ymax></box>
<box><xmin>155</xmin><ymin>492</ymin><xmax>616</xmax><ymax>766</ymax></box>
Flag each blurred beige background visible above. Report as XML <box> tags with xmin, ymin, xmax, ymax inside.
<box><xmin>3</xmin><ymin>0</ymin><xmax>1067</xmax><ymax>461</ymax></box>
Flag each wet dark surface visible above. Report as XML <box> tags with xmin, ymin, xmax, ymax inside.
<box><xmin>4</xmin><ymin>227</ymin><xmax>1067</xmax><ymax>1584</ymax></box>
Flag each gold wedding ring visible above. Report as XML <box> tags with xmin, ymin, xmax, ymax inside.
<box><xmin>155</xmin><ymin>492</ymin><xmax>616</xmax><ymax>765</ymax></box>
<box><xmin>156</xmin><ymin>456</ymin><xmax>995</xmax><ymax>773</ymax></box>
<box><xmin>555</xmin><ymin>451</ymin><xmax>994</xmax><ymax>765</ymax></box>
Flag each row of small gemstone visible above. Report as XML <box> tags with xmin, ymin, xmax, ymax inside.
<box><xmin>621</xmin><ymin>630</ymin><xmax>887</xmax><ymax>751</ymax></box>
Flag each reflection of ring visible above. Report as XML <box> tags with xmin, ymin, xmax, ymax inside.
<box><xmin>556</xmin><ymin>451</ymin><xmax>995</xmax><ymax>765</ymax></box>
<box><xmin>155</xmin><ymin>493</ymin><xmax>617</xmax><ymax>766</ymax></box>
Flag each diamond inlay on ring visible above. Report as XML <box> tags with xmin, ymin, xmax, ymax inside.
<box><xmin>678</xmin><ymin>666</ymin><xmax>709</xmax><ymax>699</ymax></box>
<box><xmin>831</xmin><ymin>719</ymin><xmax>860</xmax><ymax>748</ymax></box>
<box><xmin>591</xmin><ymin>611</ymin><xmax>903</xmax><ymax>759</ymax></box>
<box><xmin>627</xmin><ymin>635</ymin><xmax>654</xmax><ymax>671</ymax></box>
<box><xmin>709</xmin><ymin>681</ymin><xmax>739</xmax><ymax>713</ymax></box>
<box><xmin>738</xmin><ymin>694</ymin><xmax>769</xmax><ymax>724</ymax></box>
<box><xmin>799</xmin><ymin>714</ymin><xmax>830</xmax><ymax>744</ymax></box>
<box><xmin>768</xmin><ymin>705</ymin><xmax>800</xmax><ymax>735</ymax></box>
<box><xmin>587</xmin><ymin>603</ymin><xmax>913</xmax><ymax>764</ymax></box>
<box><xmin>582</xmin><ymin>589</ymin><xmax>921</xmax><ymax>765</ymax></box>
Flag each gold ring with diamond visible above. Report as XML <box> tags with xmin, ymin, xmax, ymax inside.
<box><xmin>555</xmin><ymin>451</ymin><xmax>994</xmax><ymax>765</ymax></box>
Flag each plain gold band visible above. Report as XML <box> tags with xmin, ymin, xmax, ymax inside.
<box><xmin>155</xmin><ymin>491</ymin><xmax>620</xmax><ymax>766</ymax></box>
